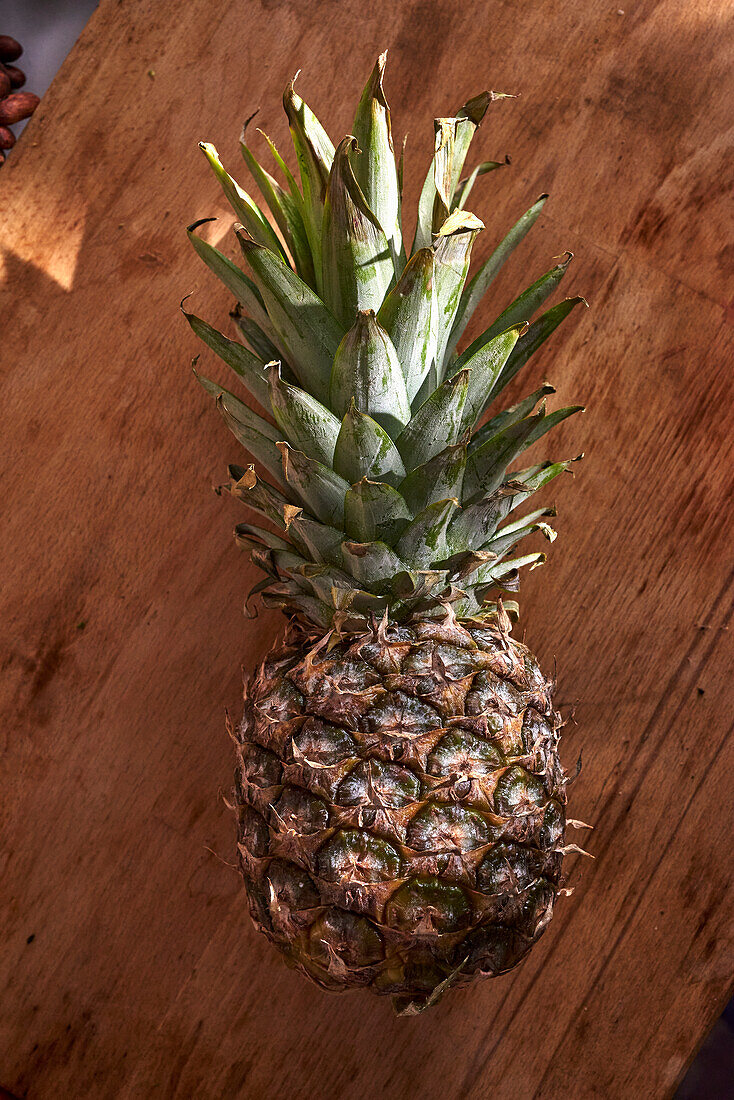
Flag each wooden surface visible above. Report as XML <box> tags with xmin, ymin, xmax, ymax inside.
<box><xmin>1</xmin><ymin>1</ymin><xmax>733</xmax><ymax>1097</ymax></box>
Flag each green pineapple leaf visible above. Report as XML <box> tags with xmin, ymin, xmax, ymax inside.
<box><xmin>471</xmin><ymin>383</ymin><xmax>556</xmax><ymax>451</ymax></box>
<box><xmin>413</xmin><ymin>90</ymin><xmax>497</xmax><ymax>251</ymax></box>
<box><xmin>329</xmin><ymin>310</ymin><xmax>410</xmax><ymax>437</ymax></box>
<box><xmin>396</xmin><ymin>367</ymin><xmax>470</xmax><ymax>468</ymax></box>
<box><xmin>267</xmin><ymin>362</ymin><xmax>341</xmax><ymax>465</ymax></box>
<box><xmin>344</xmin><ymin>479</ymin><xmax>411</xmax><ymax>544</ymax></box>
<box><xmin>187</xmin><ymin>220</ymin><xmax>275</xmax><ymax>338</ymax></box>
<box><xmin>352</xmin><ymin>52</ymin><xmax>404</xmax><ymax>275</ymax></box>
<box><xmin>398</xmin><ymin>442</ymin><xmax>467</xmax><ymax>514</ymax></box>
<box><xmin>455</xmin><ymin>322</ymin><xmax>526</xmax><ymax>430</ymax></box>
<box><xmin>288</xmin><ymin>514</ymin><xmax>345</xmax><ymax>565</ymax></box>
<box><xmin>215</xmin><ymin>394</ymin><xmax>286</xmax><ymax>488</ymax></box>
<box><xmin>376</xmin><ymin>248</ymin><xmax>438</xmax><ymax>404</ymax></box>
<box><xmin>240</xmin><ymin>115</ymin><xmax>316</xmax><ymax>287</ymax></box>
<box><xmin>453</xmin><ymin>159</ymin><xmax>506</xmax><ymax>211</ymax></box>
<box><xmin>283</xmin><ymin>77</ymin><xmax>334</xmax><ymax>285</ymax></box>
<box><xmin>488</xmin><ymin>295</ymin><xmax>588</xmax><ymax>402</ymax></box>
<box><xmin>321</xmin><ymin>137</ymin><xmax>394</xmax><ymax>328</ymax></box>
<box><xmin>433</xmin><ymin>210</ymin><xmax>484</xmax><ymax>373</ymax></box>
<box><xmin>199</xmin><ymin>142</ymin><xmax>287</xmax><ymax>260</ymax></box>
<box><xmin>446</xmin><ymin>194</ymin><xmax>548</xmax><ymax>359</ymax></box>
<box><xmin>504</xmin><ymin>458</ymin><xmax>582</xmax><ymax>516</ymax></box>
<box><xmin>230</xmin><ymin>307</ymin><xmax>287</xmax><ymax>370</ymax></box>
<box><xmin>463</xmin><ymin>408</ymin><xmax>547</xmax><ymax>501</ymax></box>
<box><xmin>227</xmin><ymin>464</ymin><xmax>302</xmax><ymax>531</ymax></box>
<box><xmin>484</xmin><ymin>510</ymin><xmax>556</xmax><ymax>559</ymax></box>
<box><xmin>234</xmin><ymin>522</ymin><xmax>293</xmax><ymax>553</ymax></box>
<box><xmin>340</xmin><ymin>539</ymin><xmax>407</xmax><ymax>594</ymax></box>
<box><xmin>455</xmin><ymin>251</ymin><xmax>573</xmax><ymax>371</ymax></box>
<box><xmin>277</xmin><ymin>442</ymin><xmax>348</xmax><ymax>527</ymax></box>
<box><xmin>183</xmin><ymin>304</ymin><xmax>270</xmax><ymax>409</ymax></box>
<box><xmin>394</xmin><ymin>497</ymin><xmax>459</xmax><ymax>568</ymax></box>
<box><xmin>333</xmin><ymin>401</ymin><xmax>406</xmax><ymax>488</ymax></box>
<box><xmin>235</xmin><ymin>224</ymin><xmax>343</xmax><ymax>404</ymax></box>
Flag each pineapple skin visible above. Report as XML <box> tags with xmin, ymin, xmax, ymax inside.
<box><xmin>234</xmin><ymin>613</ymin><xmax>566</xmax><ymax>1013</ymax></box>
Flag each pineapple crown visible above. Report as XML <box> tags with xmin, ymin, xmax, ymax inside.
<box><xmin>184</xmin><ymin>51</ymin><xmax>585</xmax><ymax>633</ymax></box>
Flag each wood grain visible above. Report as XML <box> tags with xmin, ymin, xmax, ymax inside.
<box><xmin>1</xmin><ymin>1</ymin><xmax>733</xmax><ymax>1097</ymax></box>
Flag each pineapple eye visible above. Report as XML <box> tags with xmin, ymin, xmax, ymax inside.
<box><xmin>239</xmin><ymin>742</ymin><xmax>283</xmax><ymax>788</ymax></box>
<box><xmin>539</xmin><ymin>799</ymin><xmax>565</xmax><ymax>849</ymax></box>
<box><xmin>272</xmin><ymin>786</ymin><xmax>329</xmax><ymax>835</ymax></box>
<box><xmin>493</xmin><ymin>766</ymin><xmax>546</xmax><ymax>816</ymax></box>
<box><xmin>292</xmin><ymin>718</ymin><xmax>358</xmax><ymax>767</ymax></box>
<box><xmin>406</xmin><ymin>802</ymin><xmax>491</xmax><ymax>853</ymax></box>
<box><xmin>476</xmin><ymin>842</ymin><xmax>536</xmax><ymax>895</ymax></box>
<box><xmin>334</xmin><ymin>759</ymin><xmax>421</xmax><ymax>808</ymax></box>
<box><xmin>237</xmin><ymin>803</ymin><xmax>270</xmax><ymax>859</ymax></box>
<box><xmin>317</xmin><ymin>829</ymin><xmax>402</xmax><ymax>884</ymax></box>
<box><xmin>307</xmin><ymin>908</ymin><xmax>384</xmax><ymax>969</ymax></box>
<box><xmin>426</xmin><ymin>730</ymin><xmax>504</xmax><ymax>778</ymax></box>
<box><xmin>385</xmin><ymin>877</ymin><xmax>471</xmax><ymax>934</ymax></box>
<box><xmin>265</xmin><ymin>859</ymin><xmax>320</xmax><ymax>936</ymax></box>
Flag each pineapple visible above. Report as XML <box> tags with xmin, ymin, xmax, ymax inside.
<box><xmin>185</xmin><ymin>52</ymin><xmax>586</xmax><ymax>1014</ymax></box>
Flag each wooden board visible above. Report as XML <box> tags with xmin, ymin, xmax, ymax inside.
<box><xmin>1</xmin><ymin>1</ymin><xmax>733</xmax><ymax>1096</ymax></box>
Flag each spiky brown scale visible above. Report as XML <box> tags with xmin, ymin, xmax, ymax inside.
<box><xmin>233</xmin><ymin>613</ymin><xmax>566</xmax><ymax>1014</ymax></box>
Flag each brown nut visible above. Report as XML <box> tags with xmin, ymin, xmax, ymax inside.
<box><xmin>0</xmin><ymin>70</ymin><xmax>11</xmax><ymax>98</ymax></box>
<box><xmin>0</xmin><ymin>91</ymin><xmax>40</xmax><ymax>125</ymax></box>
<box><xmin>0</xmin><ymin>36</ymin><xmax>22</xmax><ymax>63</ymax></box>
<box><xmin>0</xmin><ymin>125</ymin><xmax>15</xmax><ymax>149</ymax></box>
<box><xmin>3</xmin><ymin>64</ymin><xmax>26</xmax><ymax>89</ymax></box>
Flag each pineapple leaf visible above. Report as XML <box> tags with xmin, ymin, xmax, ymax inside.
<box><xmin>413</xmin><ymin>117</ymin><xmax>459</xmax><ymax>252</ymax></box>
<box><xmin>376</xmin><ymin>248</ymin><xmax>438</xmax><ymax>404</ymax></box>
<box><xmin>447</xmin><ymin>490</ymin><xmax>513</xmax><ymax>554</ymax></box>
<box><xmin>234</xmin><ymin>522</ymin><xmax>293</xmax><ymax>553</ymax></box>
<box><xmin>321</xmin><ymin>137</ymin><xmax>394</xmax><ymax>328</ymax></box>
<box><xmin>230</xmin><ymin>306</ymin><xmax>286</xmax><ymax>369</ymax></box>
<box><xmin>186</xmin><ymin>221</ymin><xmax>275</xmax><ymax>337</ymax></box>
<box><xmin>283</xmin><ymin>77</ymin><xmax>335</xmax><ymax>286</ymax></box>
<box><xmin>235</xmin><ymin>224</ymin><xmax>343</xmax><ymax>405</ymax></box>
<box><xmin>475</xmin><ymin>551</ymin><xmax>545</xmax><ymax>587</ymax></box>
<box><xmin>352</xmin><ymin>52</ymin><xmax>404</xmax><ymax>276</ymax></box>
<box><xmin>463</xmin><ymin>408</ymin><xmax>546</xmax><ymax>501</ymax></box>
<box><xmin>194</xmin><ymin>369</ymin><xmax>278</xmax><ymax>440</ymax></box>
<box><xmin>505</xmin><ymin>458</ymin><xmax>582</xmax><ymax>515</ymax></box>
<box><xmin>240</xmin><ymin>115</ymin><xmax>316</xmax><ymax>287</ymax></box>
<box><xmin>395</xmin><ymin>498</ymin><xmax>459</xmax><ymax>568</ymax></box>
<box><xmin>227</xmin><ymin>464</ymin><xmax>302</xmax><ymax>531</ymax></box>
<box><xmin>267</xmin><ymin>362</ymin><xmax>341</xmax><ymax>465</ymax></box>
<box><xmin>455</xmin><ymin>251</ymin><xmax>573</xmax><ymax>371</ymax></box>
<box><xmin>333</xmin><ymin>401</ymin><xmax>406</xmax><ymax>488</ymax></box>
<box><xmin>471</xmin><ymin>383</ymin><xmax>555</xmax><ymax>451</ymax></box>
<box><xmin>484</xmin><ymin>511</ymin><xmax>557</xmax><ymax>558</ymax></box>
<box><xmin>199</xmin><ymin>142</ymin><xmax>287</xmax><ymax>260</ymax></box>
<box><xmin>340</xmin><ymin>539</ymin><xmax>407</xmax><ymax>594</ymax></box>
<box><xmin>344</xmin><ymin>479</ymin><xmax>411</xmax><ymax>544</ymax></box>
<box><xmin>412</xmin><ymin>91</ymin><xmax>496</xmax><ymax>251</ymax></box>
<box><xmin>454</xmin><ymin>322</ymin><xmax>525</xmax><ymax>430</ymax></box>
<box><xmin>396</xmin><ymin>367</ymin><xmax>470</xmax><ymax>469</ymax></box>
<box><xmin>488</xmin><ymin>295</ymin><xmax>588</xmax><ymax>402</ymax></box>
<box><xmin>453</xmin><ymin>159</ymin><xmax>506</xmax><ymax>211</ymax></box>
<box><xmin>183</xmin><ymin>304</ymin><xmax>270</xmax><ymax>409</ymax></box>
<box><xmin>399</xmin><ymin>442</ymin><xmax>466</xmax><ymax>514</ymax></box>
<box><xmin>446</xmin><ymin>194</ymin><xmax>548</xmax><ymax>360</ymax></box>
<box><xmin>329</xmin><ymin>310</ymin><xmax>410</xmax><ymax>437</ymax></box>
<box><xmin>288</xmin><ymin>515</ymin><xmax>345</xmax><ymax>567</ymax></box>
<box><xmin>433</xmin><ymin>210</ymin><xmax>484</xmax><ymax>374</ymax></box>
<box><xmin>214</xmin><ymin>392</ymin><xmax>286</xmax><ymax>487</ymax></box>
<box><xmin>277</xmin><ymin>442</ymin><xmax>348</xmax><ymax>527</ymax></box>
<box><xmin>257</xmin><ymin>127</ymin><xmax>304</xmax><ymax>210</ymax></box>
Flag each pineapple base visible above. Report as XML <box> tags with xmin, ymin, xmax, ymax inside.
<box><xmin>233</xmin><ymin>613</ymin><xmax>567</xmax><ymax>1014</ymax></box>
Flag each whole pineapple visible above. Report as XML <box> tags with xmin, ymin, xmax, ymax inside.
<box><xmin>186</xmin><ymin>53</ymin><xmax>586</xmax><ymax>1014</ymax></box>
